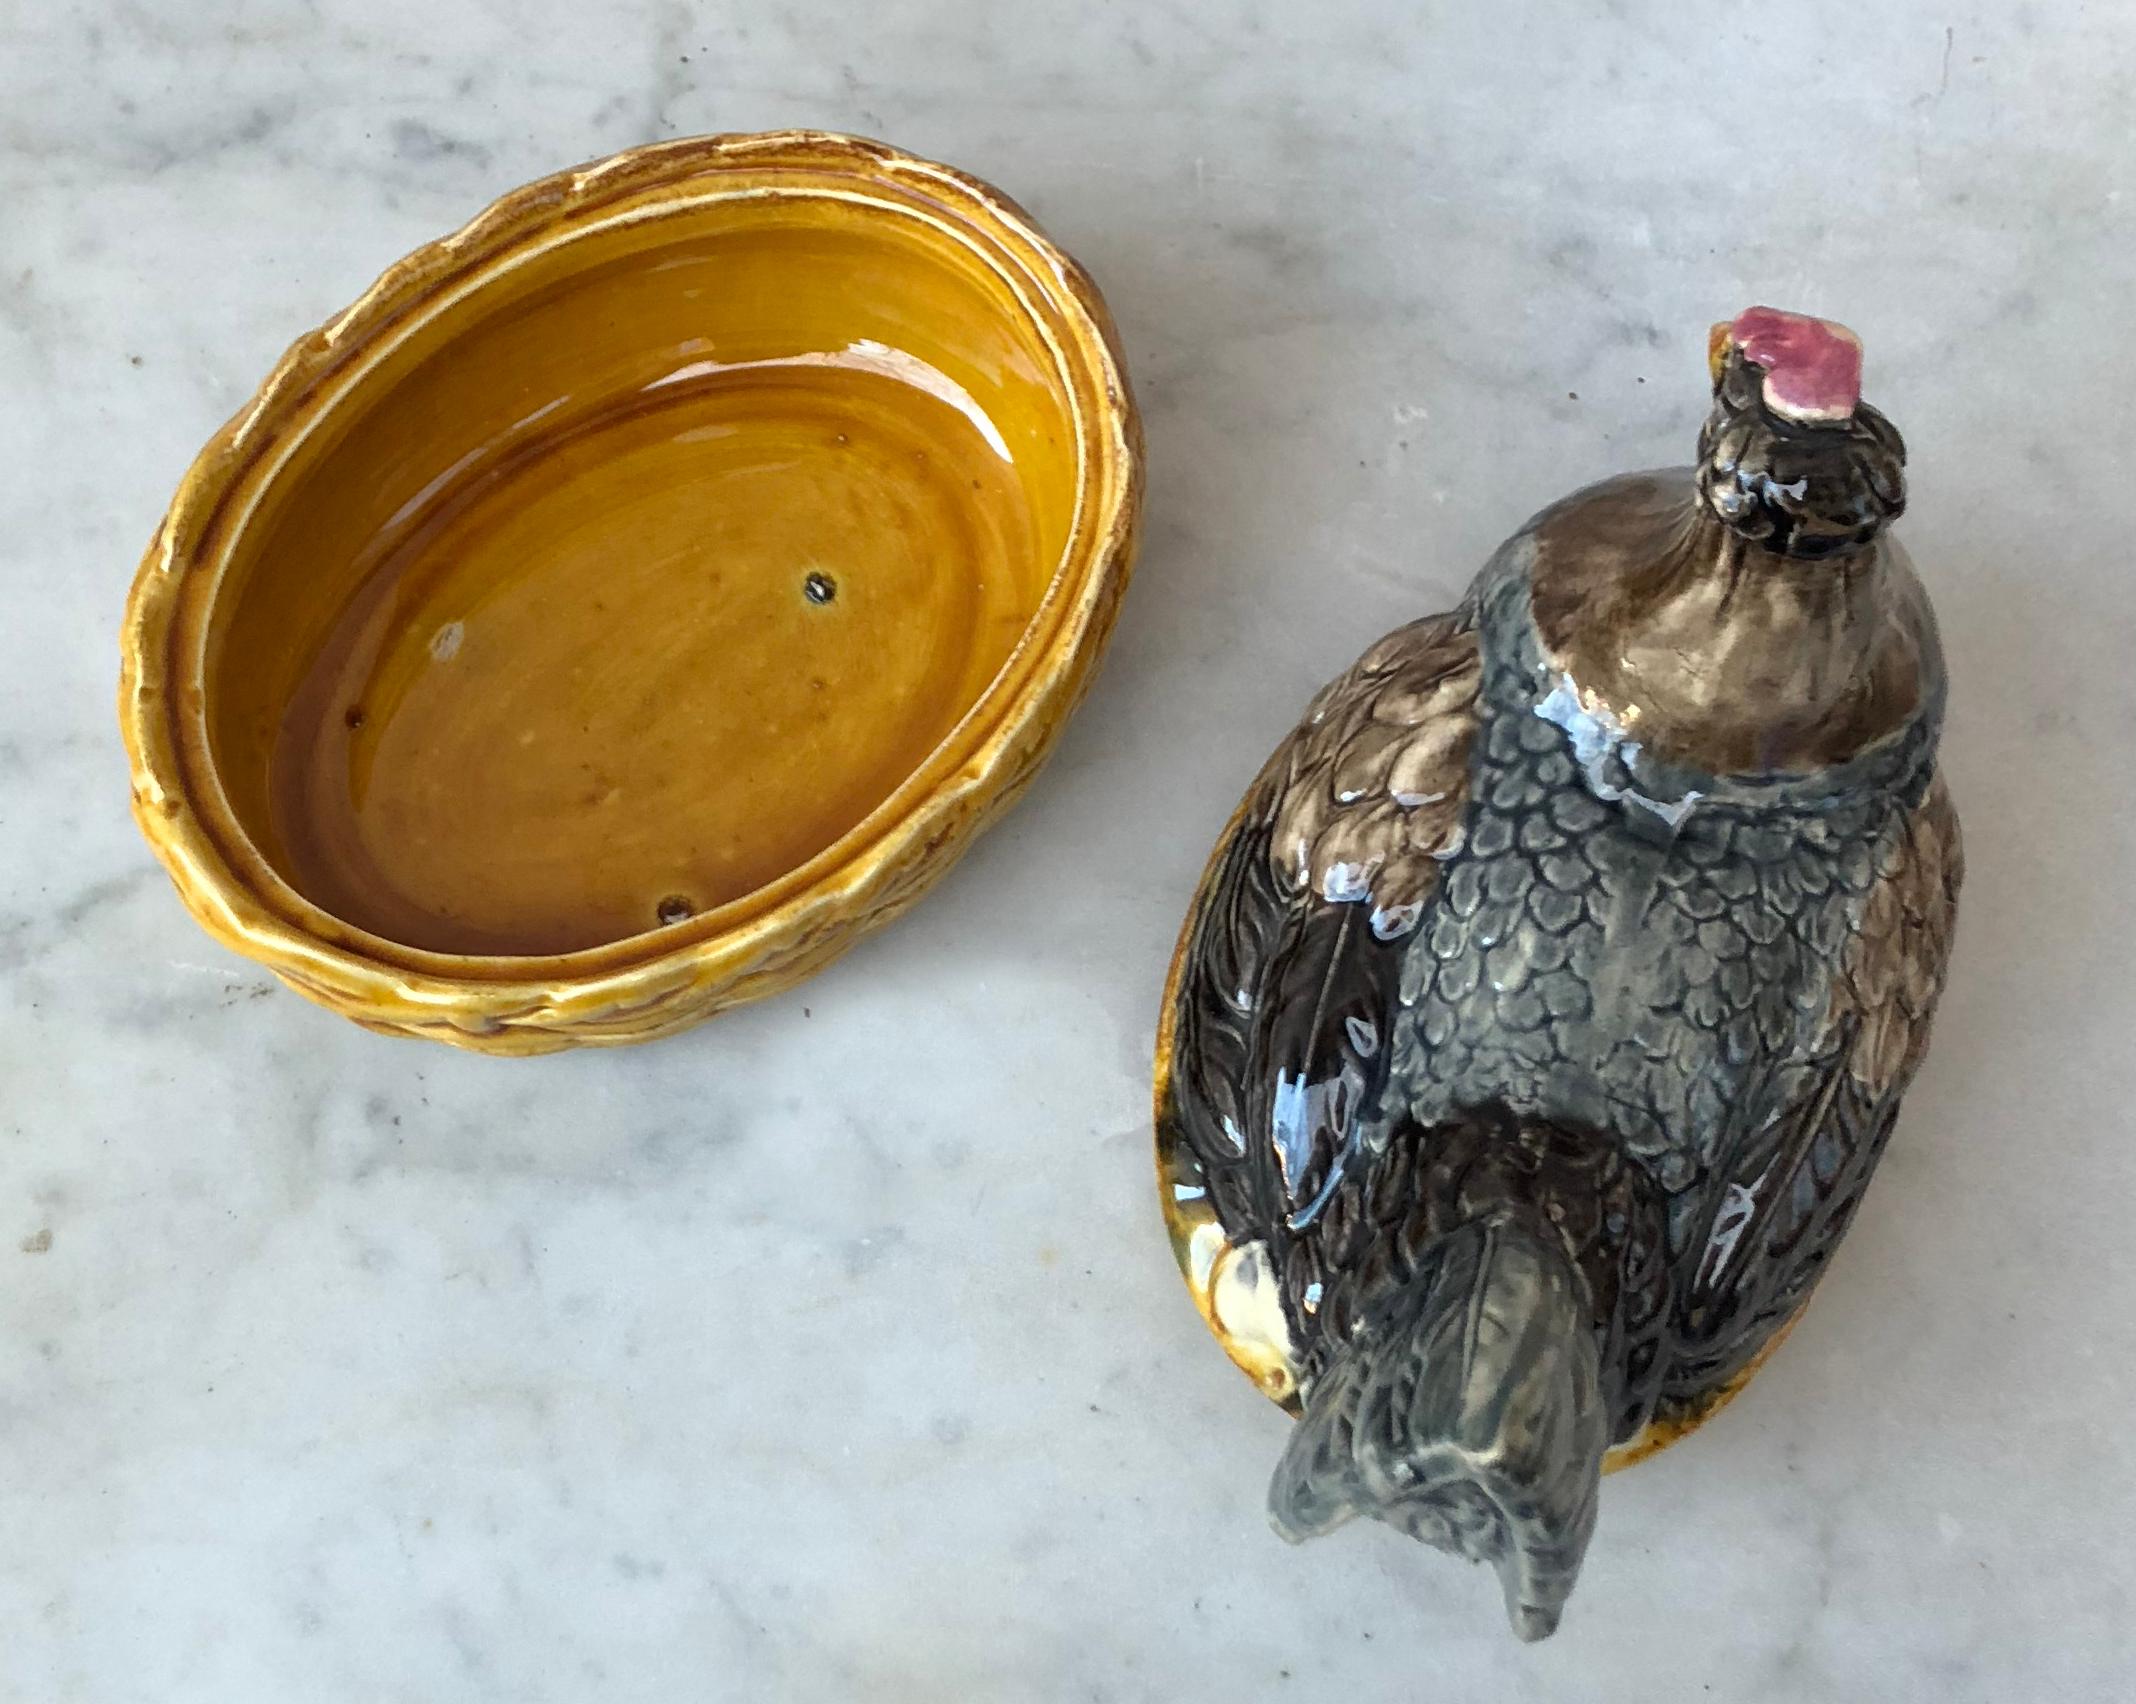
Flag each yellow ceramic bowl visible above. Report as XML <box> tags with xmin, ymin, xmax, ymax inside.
<box><xmin>121</xmin><ymin>132</ymin><xmax>1141</xmax><ymax>1052</ymax></box>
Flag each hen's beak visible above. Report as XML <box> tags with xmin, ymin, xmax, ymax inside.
<box><xmin>1707</xmin><ymin>320</ymin><xmax>1735</xmax><ymax>387</ymax></box>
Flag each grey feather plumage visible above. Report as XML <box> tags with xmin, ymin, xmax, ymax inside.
<box><xmin>1158</xmin><ymin>458</ymin><xmax>1961</xmax><ymax>1638</ymax></box>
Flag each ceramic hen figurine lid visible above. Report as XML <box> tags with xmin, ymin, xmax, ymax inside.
<box><xmin>1155</xmin><ymin>308</ymin><xmax>1961</xmax><ymax>1638</ymax></box>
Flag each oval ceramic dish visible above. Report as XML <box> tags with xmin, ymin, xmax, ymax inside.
<box><xmin>121</xmin><ymin>132</ymin><xmax>1141</xmax><ymax>1053</ymax></box>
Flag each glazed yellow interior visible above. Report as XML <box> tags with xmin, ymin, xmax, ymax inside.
<box><xmin>205</xmin><ymin>196</ymin><xmax>1078</xmax><ymax>955</ymax></box>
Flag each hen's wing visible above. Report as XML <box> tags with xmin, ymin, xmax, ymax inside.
<box><xmin>1160</xmin><ymin>615</ymin><xmax>1481</xmax><ymax>1366</ymax></box>
<box><xmin>1666</xmin><ymin>774</ymin><xmax>1963</xmax><ymax>1396</ymax></box>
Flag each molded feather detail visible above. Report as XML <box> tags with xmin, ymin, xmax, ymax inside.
<box><xmin>1669</xmin><ymin>773</ymin><xmax>1962</xmax><ymax>1395</ymax></box>
<box><xmin>1170</xmin><ymin>820</ymin><xmax>1289</xmax><ymax>1233</ymax></box>
<box><xmin>1836</xmin><ymin>773</ymin><xmax>1963</xmax><ymax>1095</ymax></box>
<box><xmin>1267</xmin><ymin>618</ymin><xmax>1480</xmax><ymax>917</ymax></box>
<box><xmin>1269</xmin><ymin>1214</ymin><xmax>1606</xmax><ymax>1642</ymax></box>
<box><xmin>1164</xmin><ymin>615</ymin><xmax>1482</xmax><ymax>1329</ymax></box>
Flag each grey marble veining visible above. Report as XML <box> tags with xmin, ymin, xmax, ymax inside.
<box><xmin>4</xmin><ymin>1</ymin><xmax>2133</xmax><ymax>1698</ymax></box>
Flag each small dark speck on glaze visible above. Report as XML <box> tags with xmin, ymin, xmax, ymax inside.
<box><xmin>344</xmin><ymin>705</ymin><xmax>367</xmax><ymax>731</ymax></box>
<box><xmin>656</xmin><ymin>894</ymin><xmax>695</xmax><ymax>926</ymax></box>
<box><xmin>803</xmin><ymin>571</ymin><xmax>838</xmax><ymax>605</ymax></box>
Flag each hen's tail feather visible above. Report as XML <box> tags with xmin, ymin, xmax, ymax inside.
<box><xmin>1268</xmin><ymin>1214</ymin><xmax>1606</xmax><ymax>1641</ymax></box>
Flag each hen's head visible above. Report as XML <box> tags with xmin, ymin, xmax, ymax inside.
<box><xmin>1696</xmin><ymin>307</ymin><xmax>1906</xmax><ymax>560</ymax></box>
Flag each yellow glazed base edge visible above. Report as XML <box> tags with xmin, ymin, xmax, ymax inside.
<box><xmin>119</xmin><ymin>132</ymin><xmax>1142</xmax><ymax>1053</ymax></box>
<box><xmin>1151</xmin><ymin>826</ymin><xmax>1801</xmax><ymax>1470</ymax></box>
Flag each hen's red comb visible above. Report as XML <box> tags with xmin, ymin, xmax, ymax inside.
<box><xmin>1711</xmin><ymin>307</ymin><xmax>1863</xmax><ymax>424</ymax></box>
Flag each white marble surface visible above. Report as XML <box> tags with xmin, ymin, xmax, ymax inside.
<box><xmin>5</xmin><ymin>1</ymin><xmax>2134</xmax><ymax>1697</ymax></box>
